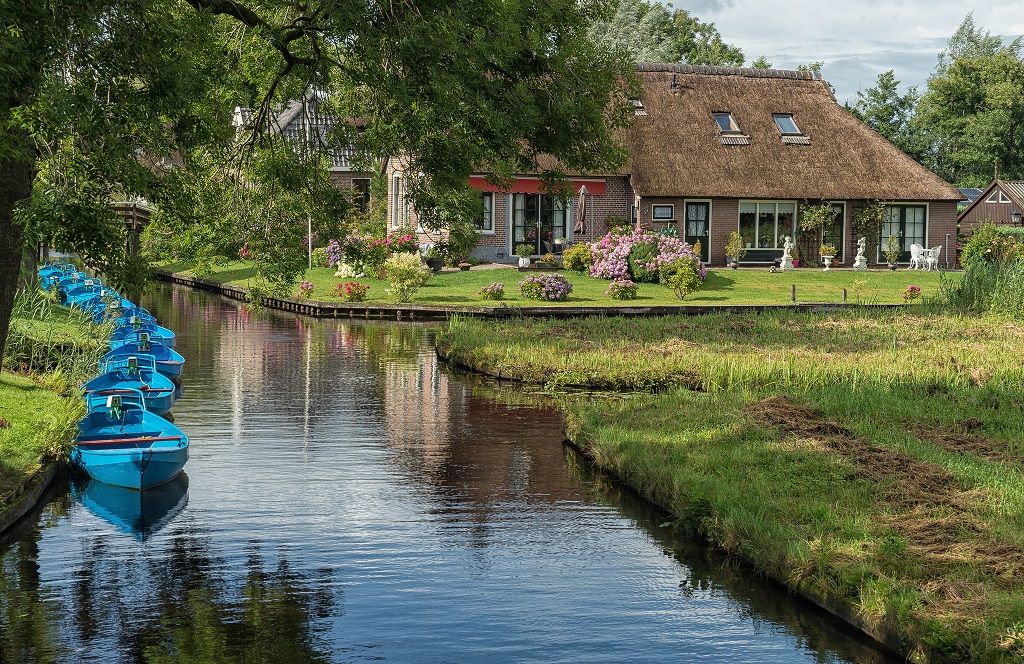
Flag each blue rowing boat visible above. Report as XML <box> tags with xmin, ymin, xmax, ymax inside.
<box><xmin>103</xmin><ymin>332</ymin><xmax>185</xmax><ymax>380</ymax></box>
<box><xmin>110</xmin><ymin>316</ymin><xmax>176</xmax><ymax>349</ymax></box>
<box><xmin>82</xmin><ymin>355</ymin><xmax>178</xmax><ymax>416</ymax></box>
<box><xmin>73</xmin><ymin>390</ymin><xmax>189</xmax><ymax>490</ymax></box>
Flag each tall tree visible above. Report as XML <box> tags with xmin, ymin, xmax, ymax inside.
<box><xmin>1</xmin><ymin>0</ymin><xmax>633</xmax><ymax>355</ymax></box>
<box><xmin>915</xmin><ymin>14</ymin><xmax>1024</xmax><ymax>186</ymax></box>
<box><xmin>848</xmin><ymin>70</ymin><xmax>923</xmax><ymax>160</ymax></box>
<box><xmin>588</xmin><ymin>0</ymin><xmax>743</xmax><ymax>66</ymax></box>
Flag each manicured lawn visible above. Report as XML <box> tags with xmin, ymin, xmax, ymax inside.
<box><xmin>159</xmin><ymin>259</ymin><xmax>954</xmax><ymax>306</ymax></box>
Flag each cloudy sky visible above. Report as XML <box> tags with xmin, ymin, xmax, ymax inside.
<box><xmin>682</xmin><ymin>2</ymin><xmax>1024</xmax><ymax>104</ymax></box>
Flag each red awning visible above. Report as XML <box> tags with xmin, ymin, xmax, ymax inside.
<box><xmin>468</xmin><ymin>176</ymin><xmax>606</xmax><ymax>196</ymax></box>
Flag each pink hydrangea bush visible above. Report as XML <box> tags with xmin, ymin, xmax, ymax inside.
<box><xmin>589</xmin><ymin>230</ymin><xmax>706</xmax><ymax>283</ymax></box>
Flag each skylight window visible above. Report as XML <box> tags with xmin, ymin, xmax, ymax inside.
<box><xmin>631</xmin><ymin>99</ymin><xmax>648</xmax><ymax>116</ymax></box>
<box><xmin>713</xmin><ymin>113</ymin><xmax>740</xmax><ymax>133</ymax></box>
<box><xmin>773</xmin><ymin>114</ymin><xmax>801</xmax><ymax>135</ymax></box>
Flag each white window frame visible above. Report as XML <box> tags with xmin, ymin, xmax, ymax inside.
<box><xmin>713</xmin><ymin>112</ymin><xmax>741</xmax><ymax>134</ymax></box>
<box><xmin>652</xmin><ymin>204</ymin><xmax>675</xmax><ymax>221</ymax></box>
<box><xmin>738</xmin><ymin>200</ymin><xmax>797</xmax><ymax>249</ymax></box>
<box><xmin>773</xmin><ymin>113</ymin><xmax>801</xmax><ymax>135</ymax></box>
<box><xmin>987</xmin><ymin>190</ymin><xmax>1011</xmax><ymax>203</ymax></box>
<box><xmin>391</xmin><ymin>173</ymin><xmax>402</xmax><ymax>229</ymax></box>
<box><xmin>475</xmin><ymin>192</ymin><xmax>495</xmax><ymax>234</ymax></box>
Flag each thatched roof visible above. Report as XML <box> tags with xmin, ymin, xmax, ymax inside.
<box><xmin>625</xmin><ymin>64</ymin><xmax>962</xmax><ymax>201</ymax></box>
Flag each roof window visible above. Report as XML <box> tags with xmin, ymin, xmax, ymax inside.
<box><xmin>714</xmin><ymin>113</ymin><xmax>741</xmax><ymax>133</ymax></box>
<box><xmin>773</xmin><ymin>114</ymin><xmax>801</xmax><ymax>135</ymax></box>
<box><xmin>713</xmin><ymin>112</ymin><xmax>749</xmax><ymax>145</ymax></box>
<box><xmin>631</xmin><ymin>99</ymin><xmax>648</xmax><ymax>117</ymax></box>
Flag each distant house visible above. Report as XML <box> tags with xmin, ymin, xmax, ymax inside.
<box><xmin>956</xmin><ymin>180</ymin><xmax>1024</xmax><ymax>233</ymax></box>
<box><xmin>235</xmin><ymin>98</ymin><xmax>376</xmax><ymax>210</ymax></box>
<box><xmin>388</xmin><ymin>64</ymin><xmax>963</xmax><ymax>266</ymax></box>
<box><xmin>957</xmin><ymin>188</ymin><xmax>984</xmax><ymax>207</ymax></box>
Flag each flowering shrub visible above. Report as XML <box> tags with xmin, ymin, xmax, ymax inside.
<box><xmin>383</xmin><ymin>233</ymin><xmax>418</xmax><ymax>254</ymax></box>
<box><xmin>520</xmin><ymin>273</ymin><xmax>573</xmax><ymax>301</ymax></box>
<box><xmin>561</xmin><ymin>243</ymin><xmax>593</xmax><ymax>272</ymax></box>
<box><xmin>334</xmin><ymin>262</ymin><xmax>362</xmax><ymax>278</ymax></box>
<box><xmin>606</xmin><ymin>279</ymin><xmax>639</xmax><ymax>300</ymax></box>
<box><xmin>902</xmin><ymin>285</ymin><xmax>921</xmax><ymax>302</ymax></box>
<box><xmin>239</xmin><ymin>243</ymin><xmax>255</xmax><ymax>260</ymax></box>
<box><xmin>590</xmin><ymin>230</ymin><xmax>706</xmax><ymax>282</ymax></box>
<box><xmin>325</xmin><ymin>240</ymin><xmax>343</xmax><ymax>267</ymax></box>
<box><xmin>382</xmin><ymin>252</ymin><xmax>432</xmax><ymax>302</ymax></box>
<box><xmin>661</xmin><ymin>256</ymin><xmax>703</xmax><ymax>300</ymax></box>
<box><xmin>627</xmin><ymin>240</ymin><xmax>660</xmax><ymax>282</ymax></box>
<box><xmin>297</xmin><ymin>280</ymin><xmax>314</xmax><ymax>298</ymax></box>
<box><xmin>478</xmin><ymin>282</ymin><xmax>505</xmax><ymax>300</ymax></box>
<box><xmin>312</xmin><ymin>247</ymin><xmax>329</xmax><ymax>268</ymax></box>
<box><xmin>333</xmin><ymin>281</ymin><xmax>370</xmax><ymax>302</ymax></box>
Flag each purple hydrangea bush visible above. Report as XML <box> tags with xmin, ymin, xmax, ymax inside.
<box><xmin>606</xmin><ymin>278</ymin><xmax>639</xmax><ymax>300</ymax></box>
<box><xmin>520</xmin><ymin>273</ymin><xmax>573</xmax><ymax>301</ymax></box>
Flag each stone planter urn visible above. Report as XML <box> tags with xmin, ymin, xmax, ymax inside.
<box><xmin>821</xmin><ymin>255</ymin><xmax>834</xmax><ymax>271</ymax></box>
<box><xmin>518</xmin><ymin>256</ymin><xmax>531</xmax><ymax>268</ymax></box>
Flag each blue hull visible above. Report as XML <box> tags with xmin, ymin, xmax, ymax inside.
<box><xmin>103</xmin><ymin>345</ymin><xmax>184</xmax><ymax>380</ymax></box>
<box><xmin>75</xmin><ymin>473</ymin><xmax>189</xmax><ymax>540</ymax></box>
<box><xmin>110</xmin><ymin>325</ymin><xmax>176</xmax><ymax>349</ymax></box>
<box><xmin>82</xmin><ymin>371</ymin><xmax>177</xmax><ymax>416</ymax></box>
<box><xmin>72</xmin><ymin>441</ymin><xmax>189</xmax><ymax>490</ymax></box>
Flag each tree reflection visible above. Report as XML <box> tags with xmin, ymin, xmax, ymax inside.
<box><xmin>0</xmin><ymin>526</ymin><xmax>340</xmax><ymax>662</ymax></box>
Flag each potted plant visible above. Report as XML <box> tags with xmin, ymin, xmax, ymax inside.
<box><xmin>725</xmin><ymin>231</ymin><xmax>746</xmax><ymax>268</ymax></box>
<box><xmin>515</xmin><ymin>243</ymin><xmax>534</xmax><ymax>268</ymax></box>
<box><xmin>791</xmin><ymin>245</ymin><xmax>800</xmax><ymax>268</ymax></box>
<box><xmin>884</xmin><ymin>235</ymin><xmax>901</xmax><ymax>270</ymax></box>
<box><xmin>819</xmin><ymin>244</ymin><xmax>837</xmax><ymax>271</ymax></box>
<box><xmin>424</xmin><ymin>246</ymin><xmax>444</xmax><ymax>272</ymax></box>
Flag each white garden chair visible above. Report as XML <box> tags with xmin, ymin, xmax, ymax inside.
<box><xmin>908</xmin><ymin>244</ymin><xmax>925</xmax><ymax>270</ymax></box>
<box><xmin>925</xmin><ymin>246</ymin><xmax>941</xmax><ymax>271</ymax></box>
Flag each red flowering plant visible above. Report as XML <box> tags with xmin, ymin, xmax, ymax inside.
<box><xmin>332</xmin><ymin>281</ymin><xmax>370</xmax><ymax>302</ymax></box>
<box><xmin>296</xmin><ymin>280</ymin><xmax>314</xmax><ymax>298</ymax></box>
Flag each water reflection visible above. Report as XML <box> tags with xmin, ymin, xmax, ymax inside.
<box><xmin>73</xmin><ymin>474</ymin><xmax>189</xmax><ymax>542</ymax></box>
<box><xmin>0</xmin><ymin>285</ymin><xmax>896</xmax><ymax>663</ymax></box>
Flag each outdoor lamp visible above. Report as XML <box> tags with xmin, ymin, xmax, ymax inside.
<box><xmin>1011</xmin><ymin>209</ymin><xmax>1022</xmax><ymax>227</ymax></box>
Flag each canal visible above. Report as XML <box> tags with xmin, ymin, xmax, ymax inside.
<box><xmin>0</xmin><ymin>284</ymin><xmax>896</xmax><ymax>663</ymax></box>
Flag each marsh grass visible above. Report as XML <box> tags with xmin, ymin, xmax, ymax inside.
<box><xmin>158</xmin><ymin>259</ymin><xmax>951</xmax><ymax>306</ymax></box>
<box><xmin>444</xmin><ymin>310</ymin><xmax>1024</xmax><ymax>660</ymax></box>
<box><xmin>437</xmin><ymin>309</ymin><xmax>1024</xmax><ymax>392</ymax></box>
<box><xmin>565</xmin><ymin>382</ymin><xmax>1024</xmax><ymax>662</ymax></box>
<box><xmin>4</xmin><ymin>288</ymin><xmax>111</xmax><ymax>383</ymax></box>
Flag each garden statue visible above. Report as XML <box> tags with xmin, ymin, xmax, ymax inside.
<box><xmin>854</xmin><ymin>236</ymin><xmax>868</xmax><ymax>271</ymax></box>
<box><xmin>780</xmin><ymin>236</ymin><xmax>794</xmax><ymax>271</ymax></box>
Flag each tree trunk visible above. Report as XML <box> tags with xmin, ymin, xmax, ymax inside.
<box><xmin>0</xmin><ymin>155</ymin><xmax>35</xmax><ymax>358</ymax></box>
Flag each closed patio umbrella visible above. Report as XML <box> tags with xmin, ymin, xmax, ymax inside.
<box><xmin>573</xmin><ymin>184</ymin><xmax>588</xmax><ymax>236</ymax></box>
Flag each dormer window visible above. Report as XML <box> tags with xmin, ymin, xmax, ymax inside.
<box><xmin>713</xmin><ymin>112</ymin><xmax>748</xmax><ymax>145</ymax></box>
<box><xmin>631</xmin><ymin>99</ymin><xmax>648</xmax><ymax>116</ymax></box>
<box><xmin>714</xmin><ymin>113</ymin><xmax>741</xmax><ymax>133</ymax></box>
<box><xmin>773</xmin><ymin>114</ymin><xmax>810</xmax><ymax>144</ymax></box>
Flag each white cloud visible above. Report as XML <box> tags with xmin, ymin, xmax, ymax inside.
<box><xmin>694</xmin><ymin>2</ymin><xmax>1024</xmax><ymax>103</ymax></box>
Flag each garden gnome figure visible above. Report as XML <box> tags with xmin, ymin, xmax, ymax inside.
<box><xmin>853</xmin><ymin>236</ymin><xmax>869</xmax><ymax>271</ymax></box>
<box><xmin>780</xmin><ymin>236</ymin><xmax>794</xmax><ymax>271</ymax></box>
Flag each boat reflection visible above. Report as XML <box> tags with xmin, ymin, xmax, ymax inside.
<box><xmin>73</xmin><ymin>473</ymin><xmax>189</xmax><ymax>541</ymax></box>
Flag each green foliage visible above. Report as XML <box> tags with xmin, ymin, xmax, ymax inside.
<box><xmin>605</xmin><ymin>216</ymin><xmax>633</xmax><ymax>234</ymax></box>
<box><xmin>959</xmin><ymin>220</ymin><xmax>1024</xmax><ymax>269</ymax></box>
<box><xmin>561</xmin><ymin>243</ymin><xmax>593</xmax><ymax>273</ymax></box>
<box><xmin>627</xmin><ymin>241</ymin><xmax>659</xmax><ymax>283</ymax></box>
<box><xmin>515</xmin><ymin>244</ymin><xmax>535</xmax><ymax>258</ymax></box>
<box><xmin>750</xmin><ymin>56</ymin><xmax>772</xmax><ymax>69</ymax></box>
<box><xmin>437</xmin><ymin>219</ymin><xmax>479</xmax><ymax>266</ymax></box>
<box><xmin>661</xmin><ymin>256</ymin><xmax>702</xmax><ymax>299</ymax></box>
<box><xmin>884</xmin><ymin>235</ymin><xmax>901</xmax><ymax>264</ymax></box>
<box><xmin>851</xmin><ymin>201</ymin><xmax>886</xmax><ymax>262</ymax></box>
<box><xmin>311</xmin><ymin>247</ymin><xmax>329</xmax><ymax>268</ymax></box>
<box><xmin>587</xmin><ymin>0</ymin><xmax>743</xmax><ymax>65</ymax></box>
<box><xmin>915</xmin><ymin>15</ymin><xmax>1024</xmax><ymax>185</ymax></box>
<box><xmin>381</xmin><ymin>252</ymin><xmax>431</xmax><ymax>303</ymax></box>
<box><xmin>724</xmin><ymin>231</ymin><xmax>746</xmax><ymax>261</ymax></box>
<box><xmin>848</xmin><ymin>70</ymin><xmax>923</xmax><ymax>159</ymax></box>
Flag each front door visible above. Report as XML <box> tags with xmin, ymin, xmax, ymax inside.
<box><xmin>684</xmin><ymin>202</ymin><xmax>710</xmax><ymax>262</ymax></box>
<box><xmin>512</xmin><ymin>193</ymin><xmax>567</xmax><ymax>255</ymax></box>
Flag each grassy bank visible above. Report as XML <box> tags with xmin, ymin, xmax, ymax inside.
<box><xmin>437</xmin><ymin>311</ymin><xmax>1024</xmax><ymax>661</ymax></box>
<box><xmin>158</xmin><ymin>260</ymin><xmax>950</xmax><ymax>306</ymax></box>
<box><xmin>1</xmin><ymin>290</ymin><xmax>104</xmax><ymax>511</ymax></box>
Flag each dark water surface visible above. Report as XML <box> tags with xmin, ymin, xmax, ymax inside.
<box><xmin>0</xmin><ymin>285</ymin><xmax>896</xmax><ymax>663</ymax></box>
